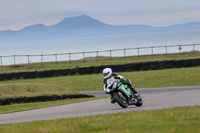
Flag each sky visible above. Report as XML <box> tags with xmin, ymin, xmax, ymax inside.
<box><xmin>0</xmin><ymin>0</ymin><xmax>200</xmax><ymax>31</ymax></box>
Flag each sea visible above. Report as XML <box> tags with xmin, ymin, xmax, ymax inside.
<box><xmin>0</xmin><ymin>31</ymin><xmax>200</xmax><ymax>65</ymax></box>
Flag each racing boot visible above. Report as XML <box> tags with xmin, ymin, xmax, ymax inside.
<box><xmin>110</xmin><ymin>95</ymin><xmax>116</xmax><ymax>104</ymax></box>
<box><xmin>129</xmin><ymin>85</ymin><xmax>140</xmax><ymax>97</ymax></box>
<box><xmin>124</xmin><ymin>79</ymin><xmax>140</xmax><ymax>96</ymax></box>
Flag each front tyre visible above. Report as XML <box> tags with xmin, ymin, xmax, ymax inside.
<box><xmin>113</xmin><ymin>92</ymin><xmax>128</xmax><ymax>108</ymax></box>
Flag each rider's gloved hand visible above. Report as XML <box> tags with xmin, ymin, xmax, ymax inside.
<box><xmin>120</xmin><ymin>78</ymin><xmax>125</xmax><ymax>82</ymax></box>
<box><xmin>120</xmin><ymin>78</ymin><xmax>131</xmax><ymax>85</ymax></box>
<box><xmin>123</xmin><ymin>79</ymin><xmax>131</xmax><ymax>85</ymax></box>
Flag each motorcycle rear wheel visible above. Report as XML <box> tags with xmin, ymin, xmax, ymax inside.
<box><xmin>135</xmin><ymin>96</ymin><xmax>143</xmax><ymax>107</ymax></box>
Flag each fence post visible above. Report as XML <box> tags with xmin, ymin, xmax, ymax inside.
<box><xmin>55</xmin><ymin>54</ymin><xmax>57</xmax><ymax>62</ymax></box>
<box><xmin>96</xmin><ymin>51</ymin><xmax>98</xmax><ymax>57</ymax></box>
<box><xmin>82</xmin><ymin>52</ymin><xmax>85</xmax><ymax>62</ymax></box>
<box><xmin>0</xmin><ymin>56</ymin><xmax>2</xmax><ymax>66</ymax></box>
<box><xmin>193</xmin><ymin>44</ymin><xmax>195</xmax><ymax>51</ymax></box>
<box><xmin>137</xmin><ymin>48</ymin><xmax>140</xmax><ymax>56</ymax></box>
<box><xmin>124</xmin><ymin>49</ymin><xmax>126</xmax><ymax>57</ymax></box>
<box><xmin>179</xmin><ymin>45</ymin><xmax>182</xmax><ymax>53</ymax></box>
<box><xmin>109</xmin><ymin>50</ymin><xmax>112</xmax><ymax>58</ymax></box>
<box><xmin>41</xmin><ymin>54</ymin><xmax>43</xmax><ymax>62</ymax></box>
<box><xmin>14</xmin><ymin>55</ymin><xmax>16</xmax><ymax>65</ymax></box>
<box><xmin>165</xmin><ymin>46</ymin><xmax>168</xmax><ymax>54</ymax></box>
<box><xmin>151</xmin><ymin>47</ymin><xmax>154</xmax><ymax>55</ymax></box>
<box><xmin>27</xmin><ymin>55</ymin><xmax>29</xmax><ymax>65</ymax></box>
<box><xmin>68</xmin><ymin>53</ymin><xmax>71</xmax><ymax>61</ymax></box>
<box><xmin>83</xmin><ymin>52</ymin><xmax>85</xmax><ymax>59</ymax></box>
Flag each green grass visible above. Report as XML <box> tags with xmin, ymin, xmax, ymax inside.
<box><xmin>1</xmin><ymin>51</ymin><xmax>200</xmax><ymax>74</ymax></box>
<box><xmin>0</xmin><ymin>52</ymin><xmax>199</xmax><ymax>115</ymax></box>
<box><xmin>0</xmin><ymin>83</ymin><xmax>77</xmax><ymax>99</ymax></box>
<box><xmin>0</xmin><ymin>97</ymin><xmax>108</xmax><ymax>115</ymax></box>
<box><xmin>0</xmin><ymin>106</ymin><xmax>199</xmax><ymax>133</ymax></box>
<box><xmin>1</xmin><ymin>66</ymin><xmax>200</xmax><ymax>91</ymax></box>
<box><xmin>0</xmin><ymin>66</ymin><xmax>199</xmax><ymax>115</ymax></box>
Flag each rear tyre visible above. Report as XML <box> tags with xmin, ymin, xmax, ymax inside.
<box><xmin>135</xmin><ymin>96</ymin><xmax>143</xmax><ymax>107</ymax></box>
<box><xmin>113</xmin><ymin>92</ymin><xmax>128</xmax><ymax>108</ymax></box>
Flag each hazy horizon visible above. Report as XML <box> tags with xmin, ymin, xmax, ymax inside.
<box><xmin>1</xmin><ymin>0</ymin><xmax>200</xmax><ymax>31</ymax></box>
<box><xmin>1</xmin><ymin>15</ymin><xmax>200</xmax><ymax>32</ymax></box>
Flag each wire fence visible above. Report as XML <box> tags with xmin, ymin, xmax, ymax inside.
<box><xmin>0</xmin><ymin>43</ymin><xmax>200</xmax><ymax>66</ymax></box>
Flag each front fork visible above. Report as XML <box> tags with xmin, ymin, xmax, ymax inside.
<box><xmin>117</xmin><ymin>84</ymin><xmax>131</xmax><ymax>98</ymax></box>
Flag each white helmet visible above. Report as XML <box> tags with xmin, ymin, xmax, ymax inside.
<box><xmin>103</xmin><ymin>68</ymin><xmax>112</xmax><ymax>79</ymax></box>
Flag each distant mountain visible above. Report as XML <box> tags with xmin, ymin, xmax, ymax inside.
<box><xmin>51</xmin><ymin>15</ymin><xmax>112</xmax><ymax>30</ymax></box>
<box><xmin>153</xmin><ymin>22</ymin><xmax>200</xmax><ymax>32</ymax></box>
<box><xmin>1</xmin><ymin>15</ymin><xmax>200</xmax><ymax>42</ymax></box>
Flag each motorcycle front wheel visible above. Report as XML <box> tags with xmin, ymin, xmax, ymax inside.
<box><xmin>113</xmin><ymin>92</ymin><xmax>128</xmax><ymax>108</ymax></box>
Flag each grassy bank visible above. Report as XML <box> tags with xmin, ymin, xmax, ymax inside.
<box><xmin>0</xmin><ymin>106</ymin><xmax>199</xmax><ymax>133</ymax></box>
<box><xmin>0</xmin><ymin>83</ymin><xmax>77</xmax><ymax>99</ymax></box>
<box><xmin>0</xmin><ymin>56</ymin><xmax>199</xmax><ymax>115</ymax></box>
<box><xmin>0</xmin><ymin>51</ymin><xmax>200</xmax><ymax>74</ymax></box>
<box><xmin>0</xmin><ymin>66</ymin><xmax>199</xmax><ymax>114</ymax></box>
<box><xmin>1</xmin><ymin>66</ymin><xmax>200</xmax><ymax>91</ymax></box>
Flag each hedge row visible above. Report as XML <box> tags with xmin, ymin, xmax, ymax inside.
<box><xmin>0</xmin><ymin>58</ymin><xmax>199</xmax><ymax>81</ymax></box>
<box><xmin>0</xmin><ymin>94</ymin><xmax>94</xmax><ymax>106</ymax></box>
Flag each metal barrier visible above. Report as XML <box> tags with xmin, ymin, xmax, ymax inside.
<box><xmin>0</xmin><ymin>43</ymin><xmax>200</xmax><ymax>66</ymax></box>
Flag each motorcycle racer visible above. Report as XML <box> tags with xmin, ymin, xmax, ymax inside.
<box><xmin>103</xmin><ymin>68</ymin><xmax>139</xmax><ymax>104</ymax></box>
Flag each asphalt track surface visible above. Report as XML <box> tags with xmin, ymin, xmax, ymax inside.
<box><xmin>0</xmin><ymin>86</ymin><xmax>200</xmax><ymax>124</ymax></box>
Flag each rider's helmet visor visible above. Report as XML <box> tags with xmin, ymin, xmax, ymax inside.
<box><xmin>104</xmin><ymin>73</ymin><xmax>108</xmax><ymax>76</ymax></box>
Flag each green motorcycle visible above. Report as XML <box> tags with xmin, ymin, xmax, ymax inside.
<box><xmin>104</xmin><ymin>78</ymin><xmax>143</xmax><ymax>108</ymax></box>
